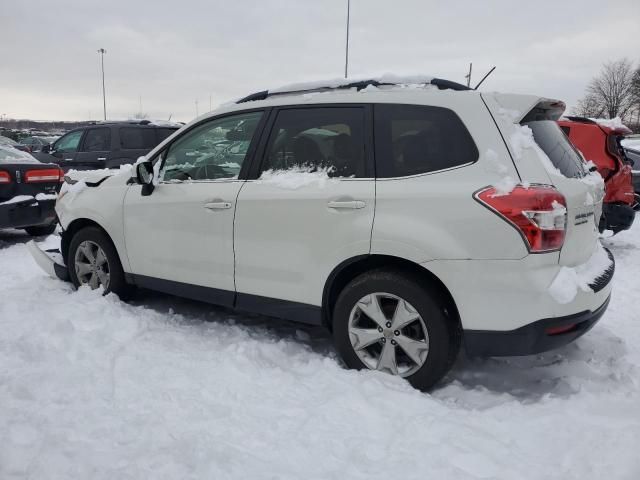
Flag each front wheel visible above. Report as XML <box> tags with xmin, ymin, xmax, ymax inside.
<box><xmin>332</xmin><ymin>269</ymin><xmax>459</xmax><ymax>391</ymax></box>
<box><xmin>68</xmin><ymin>226</ymin><xmax>131</xmax><ymax>299</ymax></box>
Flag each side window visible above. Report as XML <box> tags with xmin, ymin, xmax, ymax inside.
<box><xmin>161</xmin><ymin>111</ymin><xmax>263</xmax><ymax>181</ymax></box>
<box><xmin>55</xmin><ymin>130</ymin><xmax>83</xmax><ymax>153</ymax></box>
<box><xmin>156</xmin><ymin>128</ymin><xmax>177</xmax><ymax>144</ymax></box>
<box><xmin>82</xmin><ymin>128</ymin><xmax>111</xmax><ymax>152</ymax></box>
<box><xmin>261</xmin><ymin>107</ymin><xmax>367</xmax><ymax>178</ymax></box>
<box><xmin>560</xmin><ymin>125</ymin><xmax>571</xmax><ymax>136</ymax></box>
<box><xmin>374</xmin><ymin>104</ymin><xmax>478</xmax><ymax>178</ymax></box>
<box><xmin>120</xmin><ymin>127</ymin><xmax>156</xmax><ymax>150</ymax></box>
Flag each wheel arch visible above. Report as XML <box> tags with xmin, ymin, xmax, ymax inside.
<box><xmin>322</xmin><ymin>254</ymin><xmax>462</xmax><ymax>333</ymax></box>
<box><xmin>61</xmin><ymin>218</ymin><xmax>116</xmax><ymax>265</ymax></box>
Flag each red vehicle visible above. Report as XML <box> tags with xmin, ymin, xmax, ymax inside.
<box><xmin>558</xmin><ymin>116</ymin><xmax>635</xmax><ymax>233</ymax></box>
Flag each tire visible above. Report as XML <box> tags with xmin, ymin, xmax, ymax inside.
<box><xmin>68</xmin><ymin>226</ymin><xmax>132</xmax><ymax>299</ymax></box>
<box><xmin>332</xmin><ymin>269</ymin><xmax>459</xmax><ymax>392</ymax></box>
<box><xmin>24</xmin><ymin>224</ymin><xmax>56</xmax><ymax>236</ymax></box>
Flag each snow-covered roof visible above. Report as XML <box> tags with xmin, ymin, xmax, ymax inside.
<box><xmin>269</xmin><ymin>74</ymin><xmax>436</xmax><ymax>94</ymax></box>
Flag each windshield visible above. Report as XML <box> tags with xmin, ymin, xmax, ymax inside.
<box><xmin>525</xmin><ymin>120</ymin><xmax>585</xmax><ymax>178</ymax></box>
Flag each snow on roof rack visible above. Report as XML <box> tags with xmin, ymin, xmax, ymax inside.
<box><xmin>236</xmin><ymin>77</ymin><xmax>470</xmax><ymax>104</ymax></box>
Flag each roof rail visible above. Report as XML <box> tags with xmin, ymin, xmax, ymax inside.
<box><xmin>236</xmin><ymin>77</ymin><xmax>471</xmax><ymax>104</ymax></box>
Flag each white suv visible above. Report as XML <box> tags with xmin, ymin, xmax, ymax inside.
<box><xmin>30</xmin><ymin>77</ymin><xmax>615</xmax><ymax>391</ymax></box>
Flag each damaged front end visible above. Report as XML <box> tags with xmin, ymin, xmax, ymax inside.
<box><xmin>27</xmin><ymin>240</ymin><xmax>70</xmax><ymax>281</ymax></box>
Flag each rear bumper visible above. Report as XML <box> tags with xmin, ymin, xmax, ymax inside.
<box><xmin>464</xmin><ymin>295</ymin><xmax>610</xmax><ymax>356</ymax></box>
<box><xmin>27</xmin><ymin>241</ymin><xmax>69</xmax><ymax>281</ymax></box>
<box><xmin>600</xmin><ymin>202</ymin><xmax>635</xmax><ymax>233</ymax></box>
<box><xmin>0</xmin><ymin>197</ymin><xmax>56</xmax><ymax>230</ymax></box>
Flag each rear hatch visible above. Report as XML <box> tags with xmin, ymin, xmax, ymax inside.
<box><xmin>483</xmin><ymin>94</ymin><xmax>604</xmax><ymax>267</ymax></box>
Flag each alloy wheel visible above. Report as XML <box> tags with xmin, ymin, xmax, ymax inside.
<box><xmin>348</xmin><ymin>292</ymin><xmax>429</xmax><ymax>377</ymax></box>
<box><xmin>74</xmin><ymin>240</ymin><xmax>110</xmax><ymax>290</ymax></box>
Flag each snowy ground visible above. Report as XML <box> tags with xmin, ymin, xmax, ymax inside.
<box><xmin>1</xmin><ymin>225</ymin><xmax>639</xmax><ymax>480</ymax></box>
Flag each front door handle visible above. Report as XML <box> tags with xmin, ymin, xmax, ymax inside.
<box><xmin>97</xmin><ymin>157</ymin><xmax>107</xmax><ymax>161</ymax></box>
<box><xmin>327</xmin><ymin>200</ymin><xmax>366</xmax><ymax>209</ymax></box>
<box><xmin>204</xmin><ymin>201</ymin><xmax>232</xmax><ymax>210</ymax></box>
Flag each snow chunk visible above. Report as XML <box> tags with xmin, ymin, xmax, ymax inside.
<box><xmin>0</xmin><ymin>195</ymin><xmax>36</xmax><ymax>205</ymax></box>
<box><xmin>492</xmin><ymin>176</ymin><xmax>519</xmax><ymax>196</ymax></box>
<box><xmin>509</xmin><ymin>124</ymin><xmax>563</xmax><ymax>177</ymax></box>
<box><xmin>549</xmin><ymin>243</ymin><xmax>612</xmax><ymax>304</ymax></box>
<box><xmin>258</xmin><ymin>166</ymin><xmax>338</xmax><ymax>190</ymax></box>
<box><xmin>590</xmin><ymin>117</ymin><xmax>629</xmax><ymax>131</ymax></box>
<box><xmin>34</xmin><ymin>193</ymin><xmax>57</xmax><ymax>201</ymax></box>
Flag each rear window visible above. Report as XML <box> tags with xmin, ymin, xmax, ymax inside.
<box><xmin>119</xmin><ymin>127</ymin><xmax>157</xmax><ymax>150</ymax></box>
<box><xmin>525</xmin><ymin>121</ymin><xmax>585</xmax><ymax>178</ymax></box>
<box><xmin>374</xmin><ymin>104</ymin><xmax>478</xmax><ymax>178</ymax></box>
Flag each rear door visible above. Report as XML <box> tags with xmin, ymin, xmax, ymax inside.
<box><xmin>234</xmin><ymin>105</ymin><xmax>375</xmax><ymax>312</ymax></box>
<box><xmin>74</xmin><ymin>127</ymin><xmax>112</xmax><ymax>170</ymax></box>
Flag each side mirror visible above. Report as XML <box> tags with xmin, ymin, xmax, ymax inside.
<box><xmin>41</xmin><ymin>144</ymin><xmax>51</xmax><ymax>154</ymax></box>
<box><xmin>136</xmin><ymin>161</ymin><xmax>155</xmax><ymax>196</ymax></box>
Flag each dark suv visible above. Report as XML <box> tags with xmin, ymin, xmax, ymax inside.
<box><xmin>35</xmin><ymin>120</ymin><xmax>180</xmax><ymax>171</ymax></box>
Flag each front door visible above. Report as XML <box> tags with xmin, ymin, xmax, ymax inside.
<box><xmin>234</xmin><ymin>106</ymin><xmax>375</xmax><ymax>311</ymax></box>
<box><xmin>74</xmin><ymin>127</ymin><xmax>112</xmax><ymax>170</ymax></box>
<box><xmin>123</xmin><ymin>110</ymin><xmax>265</xmax><ymax>305</ymax></box>
<box><xmin>37</xmin><ymin>129</ymin><xmax>83</xmax><ymax>168</ymax></box>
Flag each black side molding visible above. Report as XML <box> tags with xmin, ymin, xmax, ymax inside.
<box><xmin>124</xmin><ymin>273</ymin><xmax>323</xmax><ymax>326</ymax></box>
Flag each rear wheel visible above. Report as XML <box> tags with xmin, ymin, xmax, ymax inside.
<box><xmin>24</xmin><ymin>224</ymin><xmax>56</xmax><ymax>236</ymax></box>
<box><xmin>68</xmin><ymin>226</ymin><xmax>131</xmax><ymax>299</ymax></box>
<box><xmin>332</xmin><ymin>269</ymin><xmax>459</xmax><ymax>391</ymax></box>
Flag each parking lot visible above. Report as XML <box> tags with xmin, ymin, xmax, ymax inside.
<box><xmin>1</xmin><ymin>223</ymin><xmax>638</xmax><ymax>479</ymax></box>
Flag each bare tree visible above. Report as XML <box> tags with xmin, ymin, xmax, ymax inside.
<box><xmin>573</xmin><ymin>93</ymin><xmax>606</xmax><ymax>118</ymax></box>
<box><xmin>575</xmin><ymin>59</ymin><xmax>636</xmax><ymax>120</ymax></box>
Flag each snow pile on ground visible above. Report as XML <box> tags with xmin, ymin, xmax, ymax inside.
<box><xmin>1</xmin><ymin>224</ymin><xmax>640</xmax><ymax>478</ymax></box>
<box><xmin>258</xmin><ymin>166</ymin><xmax>338</xmax><ymax>190</ymax></box>
<box><xmin>548</xmin><ymin>242</ymin><xmax>613</xmax><ymax>304</ymax></box>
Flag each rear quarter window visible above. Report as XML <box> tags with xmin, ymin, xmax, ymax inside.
<box><xmin>525</xmin><ymin>120</ymin><xmax>585</xmax><ymax>178</ymax></box>
<box><xmin>374</xmin><ymin>104</ymin><xmax>478</xmax><ymax>178</ymax></box>
<box><xmin>119</xmin><ymin>127</ymin><xmax>157</xmax><ymax>150</ymax></box>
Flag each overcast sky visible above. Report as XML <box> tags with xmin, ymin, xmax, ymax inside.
<box><xmin>2</xmin><ymin>0</ymin><xmax>638</xmax><ymax>122</ymax></box>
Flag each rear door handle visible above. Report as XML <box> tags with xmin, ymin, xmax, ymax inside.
<box><xmin>327</xmin><ymin>200</ymin><xmax>366</xmax><ymax>209</ymax></box>
<box><xmin>204</xmin><ymin>202</ymin><xmax>232</xmax><ymax>210</ymax></box>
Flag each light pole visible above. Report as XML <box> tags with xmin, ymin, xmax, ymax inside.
<box><xmin>344</xmin><ymin>0</ymin><xmax>350</xmax><ymax>78</ymax></box>
<box><xmin>98</xmin><ymin>48</ymin><xmax>107</xmax><ymax>120</ymax></box>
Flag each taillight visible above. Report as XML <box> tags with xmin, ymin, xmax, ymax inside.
<box><xmin>0</xmin><ymin>171</ymin><xmax>11</xmax><ymax>184</ymax></box>
<box><xmin>475</xmin><ymin>185</ymin><xmax>567</xmax><ymax>253</ymax></box>
<box><xmin>24</xmin><ymin>168</ymin><xmax>63</xmax><ymax>183</ymax></box>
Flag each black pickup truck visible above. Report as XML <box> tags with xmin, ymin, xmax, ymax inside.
<box><xmin>0</xmin><ymin>145</ymin><xmax>62</xmax><ymax>236</ymax></box>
